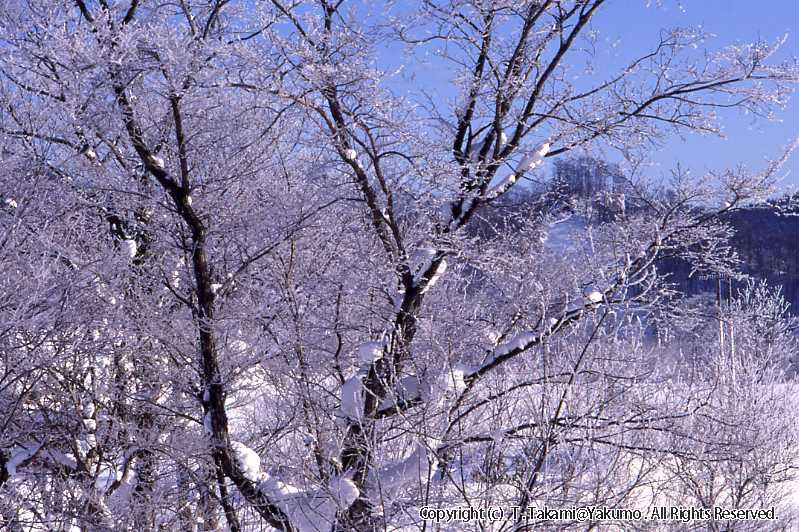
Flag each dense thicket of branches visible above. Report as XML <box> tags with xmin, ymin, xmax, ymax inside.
<box><xmin>1</xmin><ymin>1</ymin><xmax>799</xmax><ymax>531</ymax></box>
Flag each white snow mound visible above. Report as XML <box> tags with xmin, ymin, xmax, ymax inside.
<box><xmin>330</xmin><ymin>475</ymin><xmax>359</xmax><ymax>507</ymax></box>
<box><xmin>588</xmin><ymin>291</ymin><xmax>603</xmax><ymax>304</ymax></box>
<box><xmin>516</xmin><ymin>142</ymin><xmax>550</xmax><ymax>174</ymax></box>
<box><xmin>231</xmin><ymin>441</ymin><xmax>261</xmax><ymax>482</ymax></box>
<box><xmin>339</xmin><ymin>375</ymin><xmax>364</xmax><ymax>420</ymax></box>
<box><xmin>121</xmin><ymin>239</ymin><xmax>137</xmax><ymax>258</ymax></box>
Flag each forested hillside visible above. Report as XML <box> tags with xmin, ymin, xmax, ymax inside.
<box><xmin>493</xmin><ymin>156</ymin><xmax>799</xmax><ymax>312</ymax></box>
<box><xmin>660</xmin><ymin>198</ymin><xmax>799</xmax><ymax>311</ymax></box>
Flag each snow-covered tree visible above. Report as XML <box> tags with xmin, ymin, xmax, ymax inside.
<box><xmin>1</xmin><ymin>1</ymin><xmax>798</xmax><ymax>530</ymax></box>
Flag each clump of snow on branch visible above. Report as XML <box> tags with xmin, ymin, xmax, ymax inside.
<box><xmin>488</xmin><ymin>173</ymin><xmax>518</xmax><ymax>198</ymax></box>
<box><xmin>488</xmin><ymin>142</ymin><xmax>550</xmax><ymax>198</ymax></box>
<box><xmin>587</xmin><ymin>291</ymin><xmax>604</xmax><ymax>304</ymax></box>
<box><xmin>516</xmin><ymin>142</ymin><xmax>550</xmax><ymax>174</ymax></box>
<box><xmin>420</xmin><ymin>259</ymin><xmax>447</xmax><ymax>293</ymax></box>
<box><xmin>5</xmin><ymin>443</ymin><xmax>42</xmax><ymax>477</ymax></box>
<box><xmin>338</xmin><ymin>374</ymin><xmax>365</xmax><ymax>420</ymax></box>
<box><xmin>255</xmin><ymin>470</ymin><xmax>362</xmax><ymax>530</ymax></box>
<box><xmin>491</xmin><ymin>331</ymin><xmax>538</xmax><ymax>359</ymax></box>
<box><xmin>255</xmin><ymin>473</ymin><xmax>360</xmax><ymax>532</ymax></box>
<box><xmin>147</xmin><ymin>154</ymin><xmax>165</xmax><ymax>169</ymax></box>
<box><xmin>230</xmin><ymin>441</ymin><xmax>262</xmax><ymax>482</ymax></box>
<box><xmin>4</xmin><ymin>197</ymin><xmax>18</xmax><ymax>209</ymax></box>
<box><xmin>410</xmin><ymin>248</ymin><xmax>448</xmax><ymax>291</ymax></box>
<box><xmin>444</xmin><ymin>363</ymin><xmax>468</xmax><ymax>393</ymax></box>
<box><xmin>82</xmin><ymin>417</ymin><xmax>97</xmax><ymax>432</ymax></box>
<box><xmin>329</xmin><ymin>474</ymin><xmax>359</xmax><ymax>507</ymax></box>
<box><xmin>120</xmin><ymin>239</ymin><xmax>137</xmax><ymax>258</ymax></box>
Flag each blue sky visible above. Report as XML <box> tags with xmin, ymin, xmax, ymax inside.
<box><xmin>378</xmin><ymin>1</ymin><xmax>799</xmax><ymax>192</ymax></box>
<box><xmin>596</xmin><ymin>1</ymin><xmax>799</xmax><ymax>191</ymax></box>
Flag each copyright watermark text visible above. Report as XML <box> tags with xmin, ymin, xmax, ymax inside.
<box><xmin>418</xmin><ymin>505</ymin><xmax>779</xmax><ymax>523</ymax></box>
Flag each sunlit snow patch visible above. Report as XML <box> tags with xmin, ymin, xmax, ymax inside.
<box><xmin>230</xmin><ymin>441</ymin><xmax>261</xmax><ymax>482</ymax></box>
<box><xmin>121</xmin><ymin>239</ymin><xmax>137</xmax><ymax>258</ymax></box>
<box><xmin>587</xmin><ymin>291</ymin><xmax>603</xmax><ymax>304</ymax></box>
<box><xmin>338</xmin><ymin>375</ymin><xmax>365</xmax><ymax>420</ymax></box>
